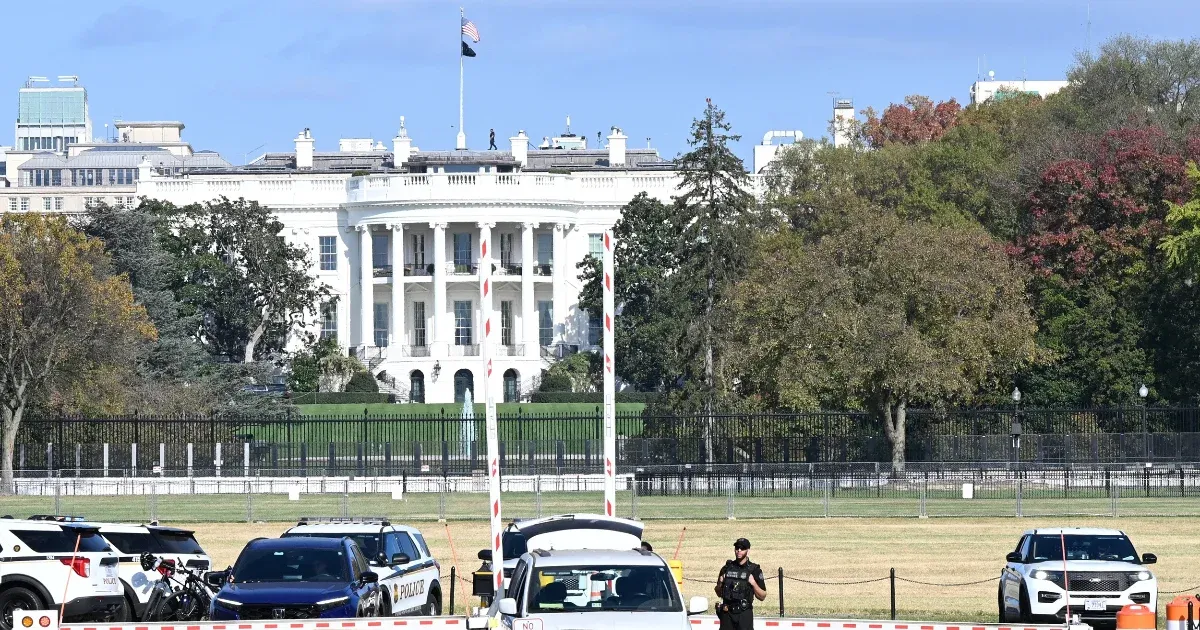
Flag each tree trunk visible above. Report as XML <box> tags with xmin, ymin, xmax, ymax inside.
<box><xmin>1</xmin><ymin>403</ymin><xmax>24</xmax><ymax>494</ymax></box>
<box><xmin>880</xmin><ymin>398</ymin><xmax>907</xmax><ymax>473</ymax></box>
<box><xmin>243</xmin><ymin>307</ymin><xmax>270</xmax><ymax>363</ymax></box>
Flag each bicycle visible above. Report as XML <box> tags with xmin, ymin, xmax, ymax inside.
<box><xmin>138</xmin><ymin>553</ymin><xmax>216</xmax><ymax>622</ymax></box>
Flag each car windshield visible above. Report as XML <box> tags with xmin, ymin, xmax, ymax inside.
<box><xmin>527</xmin><ymin>565</ymin><xmax>681</xmax><ymax>613</ymax></box>
<box><xmin>285</xmin><ymin>532</ymin><xmax>380</xmax><ymax>559</ymax></box>
<box><xmin>1030</xmin><ymin>535</ymin><xmax>1139</xmax><ymax>562</ymax></box>
<box><xmin>232</xmin><ymin>547</ymin><xmax>349</xmax><ymax>583</ymax></box>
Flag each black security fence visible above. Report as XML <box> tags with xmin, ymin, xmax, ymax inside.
<box><xmin>12</xmin><ymin>406</ymin><xmax>1200</xmax><ymax>476</ymax></box>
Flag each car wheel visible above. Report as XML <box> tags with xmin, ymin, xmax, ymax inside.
<box><xmin>116</xmin><ymin>597</ymin><xmax>135</xmax><ymax>622</ymax></box>
<box><xmin>379</xmin><ymin>590</ymin><xmax>392</xmax><ymax>617</ymax></box>
<box><xmin>422</xmin><ymin>591</ymin><xmax>441</xmax><ymax>616</ymax></box>
<box><xmin>998</xmin><ymin>584</ymin><xmax>1007</xmax><ymax>623</ymax></box>
<box><xmin>0</xmin><ymin>587</ymin><xmax>43</xmax><ymax>630</ymax></box>
<box><xmin>1018</xmin><ymin>585</ymin><xmax>1032</xmax><ymax>623</ymax></box>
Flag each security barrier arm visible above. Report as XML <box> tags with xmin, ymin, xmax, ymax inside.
<box><xmin>602</xmin><ymin>229</ymin><xmax>616</xmax><ymax>517</ymax></box>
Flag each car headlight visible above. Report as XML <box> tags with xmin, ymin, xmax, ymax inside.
<box><xmin>1034</xmin><ymin>570</ymin><xmax>1050</xmax><ymax>580</ymax></box>
<box><xmin>1032</xmin><ymin>570</ymin><xmax>1063</xmax><ymax>582</ymax></box>
<box><xmin>215</xmin><ymin>598</ymin><xmax>242</xmax><ymax>609</ymax></box>
<box><xmin>1130</xmin><ymin>571</ymin><xmax>1153</xmax><ymax>582</ymax></box>
<box><xmin>316</xmin><ymin>596</ymin><xmax>350</xmax><ymax>611</ymax></box>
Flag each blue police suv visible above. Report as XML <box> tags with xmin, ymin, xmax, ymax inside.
<box><xmin>209</xmin><ymin>537</ymin><xmax>380</xmax><ymax>620</ymax></box>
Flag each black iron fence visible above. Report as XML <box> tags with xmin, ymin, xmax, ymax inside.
<box><xmin>13</xmin><ymin>406</ymin><xmax>1200</xmax><ymax>475</ymax></box>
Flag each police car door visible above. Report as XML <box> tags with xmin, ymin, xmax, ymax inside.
<box><xmin>386</xmin><ymin>532</ymin><xmax>430</xmax><ymax>615</ymax></box>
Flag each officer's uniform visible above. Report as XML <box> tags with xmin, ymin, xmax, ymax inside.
<box><xmin>716</xmin><ymin>538</ymin><xmax>764</xmax><ymax>630</ymax></box>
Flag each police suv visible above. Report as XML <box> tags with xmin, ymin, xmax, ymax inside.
<box><xmin>999</xmin><ymin>527</ymin><xmax>1158</xmax><ymax>627</ymax></box>
<box><xmin>282</xmin><ymin>518</ymin><xmax>441</xmax><ymax>616</ymax></box>
<box><xmin>0</xmin><ymin>518</ymin><xmax>122</xmax><ymax>630</ymax></box>
<box><xmin>87</xmin><ymin>522</ymin><xmax>211</xmax><ymax>620</ymax></box>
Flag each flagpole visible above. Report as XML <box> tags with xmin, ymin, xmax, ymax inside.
<box><xmin>456</xmin><ymin>6</ymin><xmax>466</xmax><ymax>150</ymax></box>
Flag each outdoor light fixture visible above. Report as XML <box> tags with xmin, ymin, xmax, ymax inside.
<box><xmin>1012</xmin><ymin>387</ymin><xmax>1021</xmax><ymax>403</ymax></box>
<box><xmin>1139</xmin><ymin>383</ymin><xmax>1149</xmax><ymax>398</ymax></box>
<box><xmin>432</xmin><ymin>361</ymin><xmax>442</xmax><ymax>381</ymax></box>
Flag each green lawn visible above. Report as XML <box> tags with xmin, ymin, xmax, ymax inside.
<box><xmin>295</xmin><ymin>402</ymin><xmax>646</xmax><ymax>417</ymax></box>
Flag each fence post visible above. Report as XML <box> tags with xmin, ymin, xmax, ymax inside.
<box><xmin>535</xmin><ymin>476</ymin><xmax>542</xmax><ymax>519</ymax></box>
<box><xmin>159</xmin><ymin>443</ymin><xmax>165</xmax><ymax>476</ymax></box>
<box><xmin>726</xmin><ymin>483</ymin><xmax>735</xmax><ymax>520</ymax></box>
<box><xmin>1113</xmin><ymin>479</ymin><xmax>1121</xmax><ymax>517</ymax></box>
<box><xmin>449</xmin><ymin>566</ymin><xmax>457</xmax><ymax>616</ymax></box>
<box><xmin>777</xmin><ymin>567</ymin><xmax>784</xmax><ymax>617</ymax></box>
<box><xmin>341</xmin><ymin>484</ymin><xmax>349</xmax><ymax>518</ymax></box>
<box><xmin>187</xmin><ymin>443</ymin><xmax>194</xmax><ymax>478</ymax></box>
<box><xmin>889</xmin><ymin>568</ymin><xmax>897</xmax><ymax>620</ymax></box>
<box><xmin>244</xmin><ymin>442</ymin><xmax>251</xmax><ymax>477</ymax></box>
<box><xmin>631</xmin><ymin>478</ymin><xmax>638</xmax><ymax>520</ymax></box>
<box><xmin>438</xmin><ymin>478</ymin><xmax>447</xmax><ymax>521</ymax></box>
<box><xmin>131</xmin><ymin>442</ymin><xmax>137</xmax><ymax>477</ymax></box>
<box><xmin>53</xmin><ymin>471</ymin><xmax>61</xmax><ymax>516</ymax></box>
<box><xmin>919</xmin><ymin>482</ymin><xmax>927</xmax><ymax>518</ymax></box>
<box><xmin>215</xmin><ymin>443</ymin><xmax>223</xmax><ymax>478</ymax></box>
<box><xmin>822</xmin><ymin>478</ymin><xmax>830</xmax><ymax>518</ymax></box>
<box><xmin>246</xmin><ymin>485</ymin><xmax>254</xmax><ymax>523</ymax></box>
<box><xmin>103</xmin><ymin>443</ymin><xmax>109</xmax><ymax>478</ymax></box>
<box><xmin>1016</xmin><ymin>477</ymin><xmax>1023</xmax><ymax>518</ymax></box>
<box><xmin>150</xmin><ymin>480</ymin><xmax>158</xmax><ymax>523</ymax></box>
<box><xmin>46</xmin><ymin>442</ymin><xmax>53</xmax><ymax>477</ymax></box>
<box><xmin>74</xmin><ymin>444</ymin><xmax>80</xmax><ymax>478</ymax></box>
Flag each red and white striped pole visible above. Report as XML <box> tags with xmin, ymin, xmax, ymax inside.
<box><xmin>603</xmin><ymin>230</ymin><xmax>616</xmax><ymax>517</ymax></box>
<box><xmin>479</xmin><ymin>227</ymin><xmax>503</xmax><ymax>597</ymax></box>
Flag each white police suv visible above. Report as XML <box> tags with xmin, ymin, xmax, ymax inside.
<box><xmin>0</xmin><ymin>518</ymin><xmax>122</xmax><ymax>630</ymax></box>
<box><xmin>281</xmin><ymin>518</ymin><xmax>441</xmax><ymax>616</ymax></box>
<box><xmin>999</xmin><ymin>527</ymin><xmax>1158</xmax><ymax>627</ymax></box>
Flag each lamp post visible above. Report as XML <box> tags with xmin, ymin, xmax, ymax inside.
<box><xmin>1139</xmin><ymin>383</ymin><xmax>1149</xmax><ymax>462</ymax></box>
<box><xmin>1011</xmin><ymin>387</ymin><xmax>1022</xmax><ymax>471</ymax></box>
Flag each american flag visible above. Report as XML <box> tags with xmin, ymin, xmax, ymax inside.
<box><xmin>461</xmin><ymin>17</ymin><xmax>480</xmax><ymax>43</ymax></box>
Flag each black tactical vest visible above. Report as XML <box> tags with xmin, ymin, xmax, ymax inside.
<box><xmin>721</xmin><ymin>560</ymin><xmax>755</xmax><ymax>603</ymax></box>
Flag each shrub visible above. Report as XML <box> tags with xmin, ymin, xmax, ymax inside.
<box><xmin>344</xmin><ymin>371</ymin><xmax>379</xmax><ymax>393</ymax></box>
<box><xmin>290</xmin><ymin>392</ymin><xmax>392</xmax><ymax>404</ymax></box>
<box><xmin>539</xmin><ymin>372</ymin><xmax>573</xmax><ymax>392</ymax></box>
<box><xmin>529</xmin><ymin>392</ymin><xmax>660</xmax><ymax>404</ymax></box>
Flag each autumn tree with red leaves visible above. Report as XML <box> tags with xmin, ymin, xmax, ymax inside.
<box><xmin>861</xmin><ymin>95</ymin><xmax>962</xmax><ymax>148</ymax></box>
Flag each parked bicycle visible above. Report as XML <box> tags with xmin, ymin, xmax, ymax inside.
<box><xmin>138</xmin><ymin>553</ymin><xmax>216</xmax><ymax>621</ymax></box>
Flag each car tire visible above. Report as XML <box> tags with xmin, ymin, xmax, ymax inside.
<box><xmin>422</xmin><ymin>591</ymin><xmax>441</xmax><ymax>616</ymax></box>
<box><xmin>116</xmin><ymin>597</ymin><xmax>135</xmax><ymax>622</ymax></box>
<box><xmin>379</xmin><ymin>590</ymin><xmax>392</xmax><ymax>617</ymax></box>
<box><xmin>1018</xmin><ymin>585</ymin><xmax>1032</xmax><ymax>623</ymax></box>
<box><xmin>998</xmin><ymin>584</ymin><xmax>1007</xmax><ymax>623</ymax></box>
<box><xmin>0</xmin><ymin>586</ymin><xmax>44</xmax><ymax>630</ymax></box>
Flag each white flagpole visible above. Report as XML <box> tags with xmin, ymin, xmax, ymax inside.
<box><xmin>480</xmin><ymin>228</ymin><xmax>503</xmax><ymax>601</ymax></box>
<box><xmin>457</xmin><ymin>7</ymin><xmax>466</xmax><ymax>150</ymax></box>
<box><xmin>603</xmin><ymin>230</ymin><xmax>616</xmax><ymax>516</ymax></box>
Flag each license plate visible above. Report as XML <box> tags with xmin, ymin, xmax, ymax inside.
<box><xmin>1085</xmin><ymin>599</ymin><xmax>1106</xmax><ymax>611</ymax></box>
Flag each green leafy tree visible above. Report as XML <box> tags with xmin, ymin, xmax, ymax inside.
<box><xmin>578</xmin><ymin>193</ymin><xmax>687</xmax><ymax>392</ymax></box>
<box><xmin>726</xmin><ymin>212</ymin><xmax>1037</xmax><ymax>469</ymax></box>
<box><xmin>1066</xmin><ymin>35</ymin><xmax>1200</xmax><ymax>134</ymax></box>
<box><xmin>163</xmin><ymin>197</ymin><xmax>330</xmax><ymax>362</ymax></box>
<box><xmin>0</xmin><ymin>214</ymin><xmax>156</xmax><ymax>488</ymax></box>
<box><xmin>344</xmin><ymin>371</ymin><xmax>379</xmax><ymax>393</ymax></box>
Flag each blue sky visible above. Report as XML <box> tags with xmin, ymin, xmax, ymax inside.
<box><xmin>5</xmin><ymin>0</ymin><xmax>1198</xmax><ymax>165</ymax></box>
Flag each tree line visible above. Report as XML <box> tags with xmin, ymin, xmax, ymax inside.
<box><xmin>578</xmin><ymin>35</ymin><xmax>1200</xmax><ymax>468</ymax></box>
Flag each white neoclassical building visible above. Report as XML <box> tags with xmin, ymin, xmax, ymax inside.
<box><xmin>131</xmin><ymin>120</ymin><xmax>744</xmax><ymax>404</ymax></box>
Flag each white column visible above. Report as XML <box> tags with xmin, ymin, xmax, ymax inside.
<box><xmin>359</xmin><ymin>224</ymin><xmax>373</xmax><ymax>348</ymax></box>
<box><xmin>552</xmin><ymin>223</ymin><xmax>568</xmax><ymax>345</ymax></box>
<box><xmin>522</xmin><ymin>222</ymin><xmax>537</xmax><ymax>354</ymax></box>
<box><xmin>431</xmin><ymin>222</ymin><xmax>448</xmax><ymax>356</ymax></box>
<box><xmin>390</xmin><ymin>223</ymin><xmax>405</xmax><ymax>348</ymax></box>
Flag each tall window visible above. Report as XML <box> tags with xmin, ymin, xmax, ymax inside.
<box><xmin>503</xmin><ymin>369</ymin><xmax>519</xmax><ymax>403</ymax></box>
<box><xmin>500</xmin><ymin>301</ymin><xmax>513</xmax><ymax>346</ymax></box>
<box><xmin>454</xmin><ymin>300</ymin><xmax>473</xmax><ymax>345</ymax></box>
<box><xmin>412</xmin><ymin>302</ymin><xmax>426</xmax><ymax>346</ymax></box>
<box><xmin>410</xmin><ymin>234</ymin><xmax>425</xmax><ymax>267</ymax></box>
<box><xmin>372</xmin><ymin>234</ymin><xmax>389</xmax><ymax>270</ymax></box>
<box><xmin>320</xmin><ymin>301</ymin><xmax>338</xmax><ymax>341</ymax></box>
<box><xmin>319</xmin><ymin>236</ymin><xmax>337</xmax><ymax>270</ymax></box>
<box><xmin>589</xmin><ymin>312</ymin><xmax>602</xmax><ymax>346</ymax></box>
<box><xmin>537</xmin><ymin>301</ymin><xmax>553</xmax><ymax>346</ymax></box>
<box><xmin>499</xmin><ymin>233</ymin><xmax>514</xmax><ymax>266</ymax></box>
<box><xmin>589</xmin><ymin>233</ymin><xmax>603</xmax><ymax>259</ymax></box>
<box><xmin>453</xmin><ymin>233</ymin><xmax>472</xmax><ymax>271</ymax></box>
<box><xmin>409</xmin><ymin>371</ymin><xmax>425</xmax><ymax>403</ymax></box>
<box><xmin>536</xmin><ymin>233</ymin><xmax>553</xmax><ymax>265</ymax></box>
<box><xmin>373</xmin><ymin>303</ymin><xmax>389</xmax><ymax>347</ymax></box>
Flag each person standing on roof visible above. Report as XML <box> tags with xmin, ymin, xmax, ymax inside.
<box><xmin>714</xmin><ymin>538</ymin><xmax>766</xmax><ymax>630</ymax></box>
<box><xmin>489</xmin><ymin>128</ymin><xmax>497</xmax><ymax>150</ymax></box>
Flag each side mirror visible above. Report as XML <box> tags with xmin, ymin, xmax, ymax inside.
<box><xmin>497</xmin><ymin>598</ymin><xmax>517</xmax><ymax>616</ymax></box>
<box><xmin>361</xmin><ymin>571</ymin><xmax>379</xmax><ymax>584</ymax></box>
<box><xmin>478</xmin><ymin>549</ymin><xmax>492</xmax><ymax>562</ymax></box>
<box><xmin>391</xmin><ymin>553</ymin><xmax>411</xmax><ymax>566</ymax></box>
<box><xmin>1142</xmin><ymin>553</ymin><xmax>1157</xmax><ymax>565</ymax></box>
<box><xmin>687</xmin><ymin>596</ymin><xmax>709</xmax><ymax>615</ymax></box>
<box><xmin>1005</xmin><ymin>552</ymin><xmax>1023</xmax><ymax>563</ymax></box>
<box><xmin>204</xmin><ymin>570</ymin><xmax>228</xmax><ymax>588</ymax></box>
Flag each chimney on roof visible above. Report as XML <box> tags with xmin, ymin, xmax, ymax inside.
<box><xmin>393</xmin><ymin>116</ymin><xmax>413</xmax><ymax>165</ymax></box>
<box><xmin>295</xmin><ymin>128</ymin><xmax>314</xmax><ymax>169</ymax></box>
<box><xmin>510</xmin><ymin>130</ymin><xmax>528</xmax><ymax>167</ymax></box>
<box><xmin>607</xmin><ymin>126</ymin><xmax>627</xmax><ymax>167</ymax></box>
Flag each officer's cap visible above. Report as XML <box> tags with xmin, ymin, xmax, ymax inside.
<box><xmin>734</xmin><ymin>538</ymin><xmax>750</xmax><ymax>550</ymax></box>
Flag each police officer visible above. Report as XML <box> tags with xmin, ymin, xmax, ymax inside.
<box><xmin>714</xmin><ymin>538</ymin><xmax>766</xmax><ymax>630</ymax></box>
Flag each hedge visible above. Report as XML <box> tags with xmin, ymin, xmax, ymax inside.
<box><xmin>344</xmin><ymin>372</ymin><xmax>379</xmax><ymax>393</ymax></box>
<box><xmin>289</xmin><ymin>392</ymin><xmax>394</xmax><ymax>404</ymax></box>
<box><xmin>529</xmin><ymin>392</ymin><xmax>660</xmax><ymax>404</ymax></box>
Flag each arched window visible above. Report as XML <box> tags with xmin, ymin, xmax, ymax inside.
<box><xmin>503</xmin><ymin>369</ymin><xmax>520</xmax><ymax>403</ymax></box>
<box><xmin>454</xmin><ymin>369</ymin><xmax>475</xmax><ymax>404</ymax></box>
<box><xmin>409</xmin><ymin>370</ymin><xmax>425</xmax><ymax>404</ymax></box>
